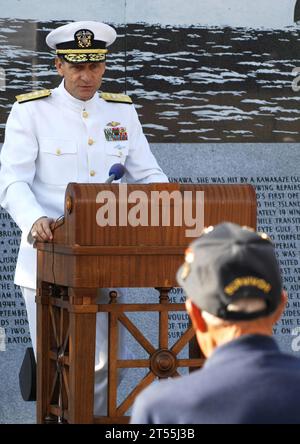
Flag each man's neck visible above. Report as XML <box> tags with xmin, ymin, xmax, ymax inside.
<box><xmin>197</xmin><ymin>322</ymin><xmax>273</xmax><ymax>358</ymax></box>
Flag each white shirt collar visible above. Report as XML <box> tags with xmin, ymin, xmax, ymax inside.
<box><xmin>55</xmin><ymin>79</ymin><xmax>99</xmax><ymax>112</ymax></box>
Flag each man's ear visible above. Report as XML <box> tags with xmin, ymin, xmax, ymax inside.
<box><xmin>55</xmin><ymin>57</ymin><xmax>64</xmax><ymax>77</ymax></box>
<box><xmin>270</xmin><ymin>290</ymin><xmax>288</xmax><ymax>324</ymax></box>
<box><xmin>185</xmin><ymin>299</ymin><xmax>207</xmax><ymax>333</ymax></box>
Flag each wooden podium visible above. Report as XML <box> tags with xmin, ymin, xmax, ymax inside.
<box><xmin>35</xmin><ymin>183</ymin><xmax>256</xmax><ymax>424</ymax></box>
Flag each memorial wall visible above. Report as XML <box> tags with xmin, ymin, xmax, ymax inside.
<box><xmin>0</xmin><ymin>0</ymin><xmax>299</xmax><ymax>423</ymax></box>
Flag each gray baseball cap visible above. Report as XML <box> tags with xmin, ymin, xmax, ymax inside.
<box><xmin>177</xmin><ymin>222</ymin><xmax>282</xmax><ymax>320</ymax></box>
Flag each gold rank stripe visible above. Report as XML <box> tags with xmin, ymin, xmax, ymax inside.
<box><xmin>56</xmin><ymin>49</ymin><xmax>108</xmax><ymax>54</ymax></box>
<box><xmin>16</xmin><ymin>89</ymin><xmax>51</xmax><ymax>104</ymax></box>
<box><xmin>100</xmin><ymin>92</ymin><xmax>133</xmax><ymax>104</ymax></box>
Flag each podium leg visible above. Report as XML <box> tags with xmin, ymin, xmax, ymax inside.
<box><xmin>68</xmin><ymin>289</ymin><xmax>98</xmax><ymax>424</ymax></box>
<box><xmin>36</xmin><ymin>282</ymin><xmax>52</xmax><ymax>424</ymax></box>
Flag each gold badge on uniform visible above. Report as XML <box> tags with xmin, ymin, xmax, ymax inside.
<box><xmin>106</xmin><ymin>121</ymin><xmax>121</xmax><ymax>127</ymax></box>
<box><xmin>75</xmin><ymin>29</ymin><xmax>94</xmax><ymax>48</ymax></box>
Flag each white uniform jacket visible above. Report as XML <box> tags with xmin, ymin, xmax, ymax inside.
<box><xmin>0</xmin><ymin>81</ymin><xmax>168</xmax><ymax>289</ymax></box>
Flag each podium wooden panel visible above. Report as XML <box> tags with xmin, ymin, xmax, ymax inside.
<box><xmin>35</xmin><ymin>183</ymin><xmax>256</xmax><ymax>423</ymax></box>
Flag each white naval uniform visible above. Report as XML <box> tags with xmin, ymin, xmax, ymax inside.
<box><xmin>0</xmin><ymin>80</ymin><xmax>168</xmax><ymax>288</ymax></box>
<box><xmin>0</xmin><ymin>80</ymin><xmax>168</xmax><ymax>415</ymax></box>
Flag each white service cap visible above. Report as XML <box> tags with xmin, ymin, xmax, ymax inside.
<box><xmin>46</xmin><ymin>21</ymin><xmax>117</xmax><ymax>63</ymax></box>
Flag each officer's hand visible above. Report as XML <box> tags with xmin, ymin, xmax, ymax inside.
<box><xmin>30</xmin><ymin>216</ymin><xmax>54</xmax><ymax>242</ymax></box>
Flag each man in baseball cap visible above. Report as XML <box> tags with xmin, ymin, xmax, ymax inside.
<box><xmin>177</xmin><ymin>222</ymin><xmax>282</xmax><ymax>322</ymax></box>
<box><xmin>131</xmin><ymin>222</ymin><xmax>300</xmax><ymax>424</ymax></box>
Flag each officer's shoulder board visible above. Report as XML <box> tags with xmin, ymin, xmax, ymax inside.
<box><xmin>16</xmin><ymin>89</ymin><xmax>51</xmax><ymax>104</ymax></box>
<box><xmin>100</xmin><ymin>92</ymin><xmax>132</xmax><ymax>104</ymax></box>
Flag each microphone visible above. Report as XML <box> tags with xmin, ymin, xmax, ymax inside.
<box><xmin>105</xmin><ymin>163</ymin><xmax>126</xmax><ymax>183</ymax></box>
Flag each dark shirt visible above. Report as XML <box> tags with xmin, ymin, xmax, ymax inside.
<box><xmin>130</xmin><ymin>335</ymin><xmax>300</xmax><ymax>424</ymax></box>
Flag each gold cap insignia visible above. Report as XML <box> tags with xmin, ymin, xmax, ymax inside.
<box><xmin>75</xmin><ymin>29</ymin><xmax>94</xmax><ymax>48</ymax></box>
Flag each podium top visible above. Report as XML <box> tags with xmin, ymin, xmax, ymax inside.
<box><xmin>46</xmin><ymin>183</ymin><xmax>256</xmax><ymax>248</ymax></box>
<box><xmin>36</xmin><ymin>183</ymin><xmax>256</xmax><ymax>288</ymax></box>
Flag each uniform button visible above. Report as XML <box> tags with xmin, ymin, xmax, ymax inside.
<box><xmin>56</xmin><ymin>149</ymin><xmax>61</xmax><ymax>155</ymax></box>
<box><xmin>90</xmin><ymin>170</ymin><xmax>96</xmax><ymax>177</ymax></box>
<box><xmin>88</xmin><ymin>138</ymin><xmax>95</xmax><ymax>146</ymax></box>
<box><xmin>82</xmin><ymin>111</ymin><xmax>89</xmax><ymax>118</ymax></box>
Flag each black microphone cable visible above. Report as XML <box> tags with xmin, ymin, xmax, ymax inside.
<box><xmin>51</xmin><ymin>214</ymin><xmax>65</xmax><ymax>288</ymax></box>
<box><xmin>124</xmin><ymin>0</ymin><xmax>128</xmax><ymax>94</ymax></box>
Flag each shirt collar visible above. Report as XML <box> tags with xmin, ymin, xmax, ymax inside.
<box><xmin>56</xmin><ymin>79</ymin><xmax>99</xmax><ymax>112</ymax></box>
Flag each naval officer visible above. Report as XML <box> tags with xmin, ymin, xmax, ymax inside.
<box><xmin>0</xmin><ymin>20</ymin><xmax>168</xmax><ymax>415</ymax></box>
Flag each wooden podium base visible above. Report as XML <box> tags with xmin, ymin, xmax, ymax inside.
<box><xmin>35</xmin><ymin>183</ymin><xmax>256</xmax><ymax>423</ymax></box>
<box><xmin>36</xmin><ymin>284</ymin><xmax>204</xmax><ymax>424</ymax></box>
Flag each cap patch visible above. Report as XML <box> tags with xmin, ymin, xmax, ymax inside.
<box><xmin>224</xmin><ymin>276</ymin><xmax>272</xmax><ymax>297</ymax></box>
